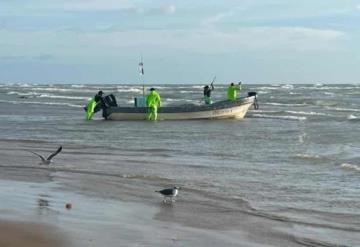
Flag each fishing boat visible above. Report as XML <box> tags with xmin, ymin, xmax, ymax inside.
<box><xmin>97</xmin><ymin>92</ymin><xmax>258</xmax><ymax>121</ymax></box>
<box><xmin>88</xmin><ymin>58</ymin><xmax>258</xmax><ymax>120</ymax></box>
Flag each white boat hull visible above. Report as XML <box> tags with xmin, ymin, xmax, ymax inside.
<box><xmin>104</xmin><ymin>96</ymin><xmax>255</xmax><ymax>121</ymax></box>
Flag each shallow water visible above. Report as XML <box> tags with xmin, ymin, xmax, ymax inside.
<box><xmin>0</xmin><ymin>83</ymin><xmax>359</xmax><ymax>246</ymax></box>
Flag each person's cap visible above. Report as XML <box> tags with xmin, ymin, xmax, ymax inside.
<box><xmin>98</xmin><ymin>90</ymin><xmax>104</xmax><ymax>95</ymax></box>
<box><xmin>150</xmin><ymin>88</ymin><xmax>156</xmax><ymax>91</ymax></box>
<box><xmin>230</xmin><ymin>83</ymin><xmax>234</xmax><ymax>86</ymax></box>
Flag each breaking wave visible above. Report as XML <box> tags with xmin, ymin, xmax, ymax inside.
<box><xmin>263</xmin><ymin>102</ymin><xmax>308</xmax><ymax>107</ymax></box>
<box><xmin>347</xmin><ymin>115</ymin><xmax>358</xmax><ymax>120</ymax></box>
<box><xmin>285</xmin><ymin>110</ymin><xmax>329</xmax><ymax>116</ymax></box>
<box><xmin>0</xmin><ymin>100</ymin><xmax>83</xmax><ymax>108</ymax></box>
<box><xmin>341</xmin><ymin>163</ymin><xmax>360</xmax><ymax>171</ymax></box>
<box><xmin>325</xmin><ymin>107</ymin><xmax>360</xmax><ymax>113</ymax></box>
<box><xmin>38</xmin><ymin>94</ymin><xmax>89</xmax><ymax>100</ymax></box>
<box><xmin>250</xmin><ymin>114</ymin><xmax>307</xmax><ymax>121</ymax></box>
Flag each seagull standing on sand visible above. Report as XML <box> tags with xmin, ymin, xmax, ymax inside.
<box><xmin>156</xmin><ymin>187</ymin><xmax>180</xmax><ymax>203</ymax></box>
<box><xmin>30</xmin><ymin>146</ymin><xmax>62</xmax><ymax>165</ymax></box>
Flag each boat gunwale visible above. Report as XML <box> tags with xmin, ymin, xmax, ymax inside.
<box><xmin>105</xmin><ymin>96</ymin><xmax>255</xmax><ymax>114</ymax></box>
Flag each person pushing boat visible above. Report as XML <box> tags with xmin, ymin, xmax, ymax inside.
<box><xmin>86</xmin><ymin>90</ymin><xmax>104</xmax><ymax>120</ymax></box>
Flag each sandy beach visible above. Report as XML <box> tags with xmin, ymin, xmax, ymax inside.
<box><xmin>0</xmin><ymin>219</ymin><xmax>68</xmax><ymax>247</ymax></box>
<box><xmin>0</xmin><ymin>140</ymin><xmax>318</xmax><ymax>247</ymax></box>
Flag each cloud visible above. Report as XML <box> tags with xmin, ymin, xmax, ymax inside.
<box><xmin>0</xmin><ymin>26</ymin><xmax>346</xmax><ymax>67</ymax></box>
<box><xmin>0</xmin><ymin>54</ymin><xmax>54</xmax><ymax>61</ymax></box>
<box><xmin>191</xmin><ymin>27</ymin><xmax>346</xmax><ymax>53</ymax></box>
<box><xmin>357</xmin><ymin>4</ymin><xmax>360</xmax><ymax>10</ymax></box>
<box><xmin>201</xmin><ymin>7</ymin><xmax>242</xmax><ymax>27</ymax></box>
<box><xmin>51</xmin><ymin>0</ymin><xmax>135</xmax><ymax>12</ymax></box>
<box><xmin>46</xmin><ymin>0</ymin><xmax>176</xmax><ymax>15</ymax></box>
<box><xmin>161</xmin><ymin>5</ymin><xmax>176</xmax><ymax>15</ymax></box>
<box><xmin>127</xmin><ymin>27</ymin><xmax>346</xmax><ymax>53</ymax></box>
<box><xmin>33</xmin><ymin>54</ymin><xmax>54</xmax><ymax>61</ymax></box>
<box><xmin>145</xmin><ymin>4</ymin><xmax>176</xmax><ymax>16</ymax></box>
<box><xmin>202</xmin><ymin>12</ymin><xmax>233</xmax><ymax>27</ymax></box>
<box><xmin>0</xmin><ymin>55</ymin><xmax>25</xmax><ymax>61</ymax></box>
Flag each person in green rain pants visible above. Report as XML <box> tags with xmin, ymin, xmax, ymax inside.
<box><xmin>227</xmin><ymin>82</ymin><xmax>242</xmax><ymax>101</ymax></box>
<box><xmin>86</xmin><ymin>91</ymin><xmax>104</xmax><ymax>120</ymax></box>
<box><xmin>86</xmin><ymin>98</ymin><xmax>97</xmax><ymax>120</ymax></box>
<box><xmin>146</xmin><ymin>88</ymin><xmax>161</xmax><ymax>121</ymax></box>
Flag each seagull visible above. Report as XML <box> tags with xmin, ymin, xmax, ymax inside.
<box><xmin>29</xmin><ymin>146</ymin><xmax>62</xmax><ymax>165</ymax></box>
<box><xmin>156</xmin><ymin>186</ymin><xmax>180</xmax><ymax>203</ymax></box>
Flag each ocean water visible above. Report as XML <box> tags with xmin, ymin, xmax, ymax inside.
<box><xmin>0</xmin><ymin>83</ymin><xmax>359</xmax><ymax>246</ymax></box>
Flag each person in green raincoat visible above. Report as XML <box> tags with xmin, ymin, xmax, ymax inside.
<box><xmin>146</xmin><ymin>88</ymin><xmax>161</xmax><ymax>121</ymax></box>
<box><xmin>86</xmin><ymin>91</ymin><xmax>104</xmax><ymax>120</ymax></box>
<box><xmin>86</xmin><ymin>98</ymin><xmax>97</xmax><ymax>120</ymax></box>
<box><xmin>227</xmin><ymin>82</ymin><xmax>242</xmax><ymax>101</ymax></box>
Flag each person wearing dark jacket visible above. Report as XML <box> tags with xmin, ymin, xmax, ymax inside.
<box><xmin>203</xmin><ymin>83</ymin><xmax>214</xmax><ymax>104</ymax></box>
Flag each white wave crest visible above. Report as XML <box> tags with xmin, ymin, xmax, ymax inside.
<box><xmin>191</xmin><ymin>85</ymin><xmax>205</xmax><ymax>89</ymax></box>
<box><xmin>347</xmin><ymin>114</ymin><xmax>358</xmax><ymax>120</ymax></box>
<box><xmin>256</xmin><ymin>86</ymin><xmax>279</xmax><ymax>90</ymax></box>
<box><xmin>326</xmin><ymin>107</ymin><xmax>360</xmax><ymax>113</ymax></box>
<box><xmin>251</xmin><ymin>114</ymin><xmax>306</xmax><ymax>121</ymax></box>
<box><xmin>0</xmin><ymin>100</ymin><xmax>83</xmax><ymax>108</ymax></box>
<box><xmin>341</xmin><ymin>163</ymin><xmax>360</xmax><ymax>171</ymax></box>
<box><xmin>248</xmin><ymin>110</ymin><xmax>279</xmax><ymax>114</ymax></box>
<box><xmin>116</xmin><ymin>88</ymin><xmax>143</xmax><ymax>93</ymax></box>
<box><xmin>264</xmin><ymin>102</ymin><xmax>307</xmax><ymax>107</ymax></box>
<box><xmin>28</xmin><ymin>87</ymin><xmax>97</xmax><ymax>93</ymax></box>
<box><xmin>7</xmin><ymin>91</ymin><xmax>39</xmax><ymax>96</ymax></box>
<box><xmin>285</xmin><ymin>110</ymin><xmax>329</xmax><ymax>116</ymax></box>
<box><xmin>179</xmin><ymin>90</ymin><xmax>198</xmax><ymax>94</ymax></box>
<box><xmin>281</xmin><ymin>84</ymin><xmax>294</xmax><ymax>89</ymax></box>
<box><xmin>295</xmin><ymin>154</ymin><xmax>321</xmax><ymax>159</ymax></box>
<box><xmin>38</xmin><ymin>94</ymin><xmax>89</xmax><ymax>100</ymax></box>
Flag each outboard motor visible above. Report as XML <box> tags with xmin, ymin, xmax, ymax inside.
<box><xmin>103</xmin><ymin>94</ymin><xmax>118</xmax><ymax>107</ymax></box>
<box><xmin>83</xmin><ymin>94</ymin><xmax>117</xmax><ymax>119</ymax></box>
<box><xmin>247</xmin><ymin>91</ymin><xmax>259</xmax><ymax>110</ymax></box>
<box><xmin>247</xmin><ymin>92</ymin><xmax>257</xmax><ymax>97</ymax></box>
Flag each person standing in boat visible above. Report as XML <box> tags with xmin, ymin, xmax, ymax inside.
<box><xmin>146</xmin><ymin>88</ymin><xmax>161</xmax><ymax>121</ymax></box>
<box><xmin>227</xmin><ymin>82</ymin><xmax>242</xmax><ymax>101</ymax></box>
<box><xmin>203</xmin><ymin>82</ymin><xmax>214</xmax><ymax>105</ymax></box>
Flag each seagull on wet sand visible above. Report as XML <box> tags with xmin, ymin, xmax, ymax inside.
<box><xmin>30</xmin><ymin>146</ymin><xmax>62</xmax><ymax>165</ymax></box>
<box><xmin>156</xmin><ymin>186</ymin><xmax>180</xmax><ymax>203</ymax></box>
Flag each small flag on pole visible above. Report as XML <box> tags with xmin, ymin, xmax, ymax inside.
<box><xmin>139</xmin><ymin>62</ymin><xmax>144</xmax><ymax>75</ymax></box>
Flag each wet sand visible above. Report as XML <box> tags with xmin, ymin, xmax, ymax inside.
<box><xmin>0</xmin><ymin>220</ymin><xmax>68</xmax><ymax>247</ymax></box>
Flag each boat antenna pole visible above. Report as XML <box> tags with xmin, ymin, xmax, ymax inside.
<box><xmin>139</xmin><ymin>54</ymin><xmax>145</xmax><ymax>97</ymax></box>
<box><xmin>211</xmin><ymin>75</ymin><xmax>216</xmax><ymax>87</ymax></box>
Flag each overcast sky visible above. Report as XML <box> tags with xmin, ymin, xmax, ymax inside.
<box><xmin>1</xmin><ymin>0</ymin><xmax>359</xmax><ymax>84</ymax></box>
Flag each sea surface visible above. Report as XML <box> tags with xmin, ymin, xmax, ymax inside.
<box><xmin>0</xmin><ymin>83</ymin><xmax>359</xmax><ymax>246</ymax></box>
